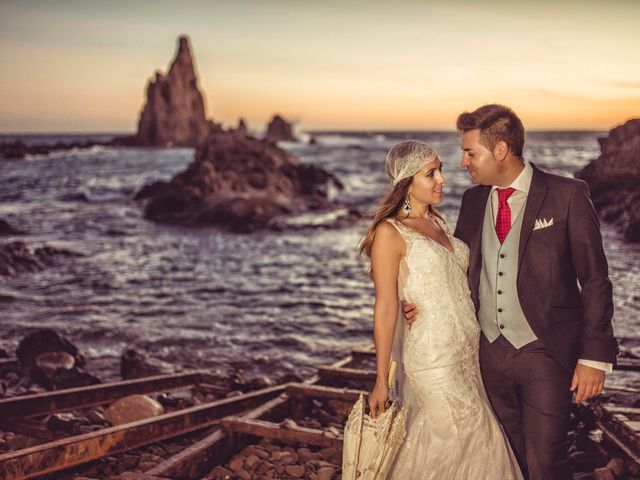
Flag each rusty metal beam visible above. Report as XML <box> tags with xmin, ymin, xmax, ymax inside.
<box><xmin>145</xmin><ymin>394</ymin><xmax>290</xmax><ymax>479</ymax></box>
<box><xmin>596</xmin><ymin>404</ymin><xmax>640</xmax><ymax>470</ymax></box>
<box><xmin>286</xmin><ymin>383</ymin><xmax>365</xmax><ymax>403</ymax></box>
<box><xmin>0</xmin><ymin>371</ymin><xmax>204</xmax><ymax>420</ymax></box>
<box><xmin>0</xmin><ymin>384</ymin><xmax>285</xmax><ymax>480</ymax></box>
<box><xmin>222</xmin><ymin>417</ymin><xmax>343</xmax><ymax>448</ymax></box>
<box><xmin>147</xmin><ymin>354</ymin><xmax>362</xmax><ymax>478</ymax></box>
<box><xmin>351</xmin><ymin>348</ymin><xmax>375</xmax><ymax>360</ymax></box>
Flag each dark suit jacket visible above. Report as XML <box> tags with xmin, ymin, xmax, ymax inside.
<box><xmin>453</xmin><ymin>163</ymin><xmax>618</xmax><ymax>372</ymax></box>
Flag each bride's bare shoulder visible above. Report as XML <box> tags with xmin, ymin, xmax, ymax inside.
<box><xmin>372</xmin><ymin>219</ymin><xmax>405</xmax><ymax>254</ymax></box>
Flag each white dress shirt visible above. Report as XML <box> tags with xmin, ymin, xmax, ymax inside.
<box><xmin>490</xmin><ymin>161</ymin><xmax>612</xmax><ymax>373</ymax></box>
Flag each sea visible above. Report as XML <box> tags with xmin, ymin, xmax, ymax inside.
<box><xmin>0</xmin><ymin>131</ymin><xmax>638</xmax><ymax>390</ymax></box>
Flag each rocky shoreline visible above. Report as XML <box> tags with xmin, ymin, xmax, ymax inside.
<box><xmin>576</xmin><ymin>118</ymin><xmax>640</xmax><ymax>242</ymax></box>
<box><xmin>1</xmin><ymin>329</ymin><xmax>637</xmax><ymax>479</ymax></box>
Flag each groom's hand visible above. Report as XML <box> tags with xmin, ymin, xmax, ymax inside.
<box><xmin>402</xmin><ymin>301</ymin><xmax>418</xmax><ymax>329</ymax></box>
<box><xmin>570</xmin><ymin>364</ymin><xmax>605</xmax><ymax>403</ymax></box>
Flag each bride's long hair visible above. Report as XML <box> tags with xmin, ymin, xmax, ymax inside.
<box><xmin>359</xmin><ymin>141</ymin><xmax>443</xmax><ymax>259</ymax></box>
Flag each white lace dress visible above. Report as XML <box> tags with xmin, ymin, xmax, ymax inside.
<box><xmin>386</xmin><ymin>217</ymin><xmax>523</xmax><ymax>479</ymax></box>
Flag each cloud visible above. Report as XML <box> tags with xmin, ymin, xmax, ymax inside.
<box><xmin>608</xmin><ymin>81</ymin><xmax>640</xmax><ymax>90</ymax></box>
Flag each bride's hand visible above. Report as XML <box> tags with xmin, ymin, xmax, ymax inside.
<box><xmin>368</xmin><ymin>381</ymin><xmax>389</xmax><ymax>418</ymax></box>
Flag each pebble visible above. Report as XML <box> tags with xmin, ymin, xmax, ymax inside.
<box><xmin>317</xmin><ymin>466</ymin><xmax>337</xmax><ymax>480</ymax></box>
<box><xmin>242</xmin><ymin>445</ymin><xmax>269</xmax><ymax>459</ymax></box>
<box><xmin>87</xmin><ymin>409</ymin><xmax>106</xmax><ymax>423</ymax></box>
<box><xmin>593</xmin><ymin>467</ymin><xmax>615</xmax><ymax>480</ymax></box>
<box><xmin>207</xmin><ymin>465</ymin><xmax>232</xmax><ymax>478</ymax></box>
<box><xmin>245</xmin><ymin>453</ymin><xmax>259</xmax><ymax>468</ymax></box>
<box><xmin>228</xmin><ymin>455</ymin><xmax>245</xmax><ymax>472</ymax></box>
<box><xmin>605</xmin><ymin>457</ymin><xmax>626</xmax><ymax>477</ymax></box>
<box><xmin>285</xmin><ymin>465</ymin><xmax>305</xmax><ymax>478</ymax></box>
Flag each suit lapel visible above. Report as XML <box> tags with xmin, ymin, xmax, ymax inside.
<box><xmin>518</xmin><ymin>163</ymin><xmax>548</xmax><ymax>273</ymax></box>
<box><xmin>467</xmin><ymin>186</ymin><xmax>491</xmax><ymax>306</ymax></box>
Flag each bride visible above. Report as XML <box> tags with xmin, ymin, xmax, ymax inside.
<box><xmin>359</xmin><ymin>140</ymin><xmax>523</xmax><ymax>479</ymax></box>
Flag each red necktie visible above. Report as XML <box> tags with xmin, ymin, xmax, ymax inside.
<box><xmin>496</xmin><ymin>187</ymin><xmax>516</xmax><ymax>243</ymax></box>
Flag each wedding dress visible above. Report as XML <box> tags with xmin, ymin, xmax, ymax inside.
<box><xmin>386</xmin><ymin>216</ymin><xmax>523</xmax><ymax>479</ymax></box>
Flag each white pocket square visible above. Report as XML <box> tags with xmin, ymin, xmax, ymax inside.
<box><xmin>533</xmin><ymin>217</ymin><xmax>554</xmax><ymax>230</ymax></box>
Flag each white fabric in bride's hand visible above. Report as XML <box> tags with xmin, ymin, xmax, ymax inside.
<box><xmin>342</xmin><ymin>390</ymin><xmax>408</xmax><ymax>479</ymax></box>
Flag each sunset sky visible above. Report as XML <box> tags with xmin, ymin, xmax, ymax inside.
<box><xmin>1</xmin><ymin>0</ymin><xmax>639</xmax><ymax>132</ymax></box>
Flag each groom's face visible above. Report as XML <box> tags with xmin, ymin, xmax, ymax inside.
<box><xmin>460</xmin><ymin>129</ymin><xmax>499</xmax><ymax>185</ymax></box>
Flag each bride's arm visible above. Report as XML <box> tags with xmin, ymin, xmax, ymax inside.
<box><xmin>369</xmin><ymin>222</ymin><xmax>405</xmax><ymax>417</ymax></box>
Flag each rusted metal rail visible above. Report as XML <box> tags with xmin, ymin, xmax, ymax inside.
<box><xmin>145</xmin><ymin>394</ymin><xmax>290</xmax><ymax>479</ymax></box>
<box><xmin>144</xmin><ymin>353</ymin><xmax>368</xmax><ymax>479</ymax></box>
<box><xmin>596</xmin><ymin>403</ymin><xmax>640</xmax><ymax>475</ymax></box>
<box><xmin>0</xmin><ymin>382</ymin><xmax>283</xmax><ymax>479</ymax></box>
<box><xmin>0</xmin><ymin>370</ymin><xmax>208</xmax><ymax>420</ymax></box>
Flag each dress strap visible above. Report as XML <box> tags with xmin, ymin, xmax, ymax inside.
<box><xmin>385</xmin><ymin>218</ymin><xmax>420</xmax><ymax>244</ymax></box>
<box><xmin>386</xmin><ymin>217</ymin><xmax>410</xmax><ymax>236</ymax></box>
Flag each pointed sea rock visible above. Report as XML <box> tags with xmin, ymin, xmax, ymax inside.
<box><xmin>265</xmin><ymin>114</ymin><xmax>297</xmax><ymax>142</ymax></box>
<box><xmin>135</xmin><ymin>36</ymin><xmax>216</xmax><ymax>147</ymax></box>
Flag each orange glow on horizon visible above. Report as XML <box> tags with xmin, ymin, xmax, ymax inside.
<box><xmin>0</xmin><ymin>1</ymin><xmax>638</xmax><ymax>133</ymax></box>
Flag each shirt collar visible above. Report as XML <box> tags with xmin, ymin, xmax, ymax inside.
<box><xmin>491</xmin><ymin>160</ymin><xmax>533</xmax><ymax>195</ymax></box>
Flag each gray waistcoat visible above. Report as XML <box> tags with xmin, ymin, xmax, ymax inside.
<box><xmin>478</xmin><ymin>194</ymin><xmax>537</xmax><ymax>348</ymax></box>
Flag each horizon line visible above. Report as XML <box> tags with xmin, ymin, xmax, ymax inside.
<box><xmin>0</xmin><ymin>128</ymin><xmax>611</xmax><ymax>136</ymax></box>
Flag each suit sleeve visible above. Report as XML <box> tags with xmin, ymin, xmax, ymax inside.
<box><xmin>568</xmin><ymin>181</ymin><xmax>618</xmax><ymax>364</ymax></box>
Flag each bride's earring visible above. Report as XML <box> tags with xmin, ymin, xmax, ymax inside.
<box><xmin>402</xmin><ymin>193</ymin><xmax>412</xmax><ymax>216</ymax></box>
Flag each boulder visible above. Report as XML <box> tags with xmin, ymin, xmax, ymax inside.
<box><xmin>135</xmin><ymin>36</ymin><xmax>216</xmax><ymax>147</ymax></box>
<box><xmin>0</xmin><ymin>241</ymin><xmax>79</xmax><ymax>277</ymax></box>
<box><xmin>575</xmin><ymin>118</ymin><xmax>640</xmax><ymax>242</ymax></box>
<box><xmin>104</xmin><ymin>394</ymin><xmax>164</xmax><ymax>426</ymax></box>
<box><xmin>120</xmin><ymin>348</ymin><xmax>174</xmax><ymax>380</ymax></box>
<box><xmin>0</xmin><ymin>218</ymin><xmax>24</xmax><ymax>235</ymax></box>
<box><xmin>265</xmin><ymin>114</ymin><xmax>297</xmax><ymax>142</ymax></box>
<box><xmin>47</xmin><ymin>367</ymin><xmax>101</xmax><ymax>390</ymax></box>
<box><xmin>16</xmin><ymin>329</ymin><xmax>85</xmax><ymax>368</ymax></box>
<box><xmin>135</xmin><ymin>129</ymin><xmax>343</xmax><ymax>233</ymax></box>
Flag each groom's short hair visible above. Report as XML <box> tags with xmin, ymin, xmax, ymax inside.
<box><xmin>456</xmin><ymin>104</ymin><xmax>525</xmax><ymax>158</ymax></box>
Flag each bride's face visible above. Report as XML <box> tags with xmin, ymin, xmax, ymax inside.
<box><xmin>408</xmin><ymin>158</ymin><xmax>445</xmax><ymax>206</ymax></box>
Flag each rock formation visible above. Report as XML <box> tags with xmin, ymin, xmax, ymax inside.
<box><xmin>0</xmin><ymin>241</ymin><xmax>79</xmax><ymax>277</ymax></box>
<box><xmin>575</xmin><ymin>119</ymin><xmax>640</xmax><ymax>242</ymax></box>
<box><xmin>135</xmin><ymin>129</ymin><xmax>343</xmax><ymax>233</ymax></box>
<box><xmin>135</xmin><ymin>36</ymin><xmax>216</xmax><ymax>147</ymax></box>
<box><xmin>237</xmin><ymin>118</ymin><xmax>249</xmax><ymax>135</ymax></box>
<box><xmin>16</xmin><ymin>329</ymin><xmax>86</xmax><ymax>369</ymax></box>
<box><xmin>120</xmin><ymin>348</ymin><xmax>175</xmax><ymax>380</ymax></box>
<box><xmin>265</xmin><ymin>114</ymin><xmax>297</xmax><ymax>142</ymax></box>
<box><xmin>0</xmin><ymin>218</ymin><xmax>24</xmax><ymax>235</ymax></box>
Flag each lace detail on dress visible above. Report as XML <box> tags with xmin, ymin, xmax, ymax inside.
<box><xmin>440</xmin><ymin>356</ymin><xmax>483</xmax><ymax>428</ymax></box>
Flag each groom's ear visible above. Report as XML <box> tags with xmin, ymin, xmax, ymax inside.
<box><xmin>493</xmin><ymin>141</ymin><xmax>509</xmax><ymax>162</ymax></box>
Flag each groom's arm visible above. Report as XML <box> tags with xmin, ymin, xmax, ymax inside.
<box><xmin>567</xmin><ymin>180</ymin><xmax>618</xmax><ymax>365</ymax></box>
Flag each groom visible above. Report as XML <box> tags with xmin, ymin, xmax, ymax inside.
<box><xmin>404</xmin><ymin>104</ymin><xmax>617</xmax><ymax>480</ymax></box>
